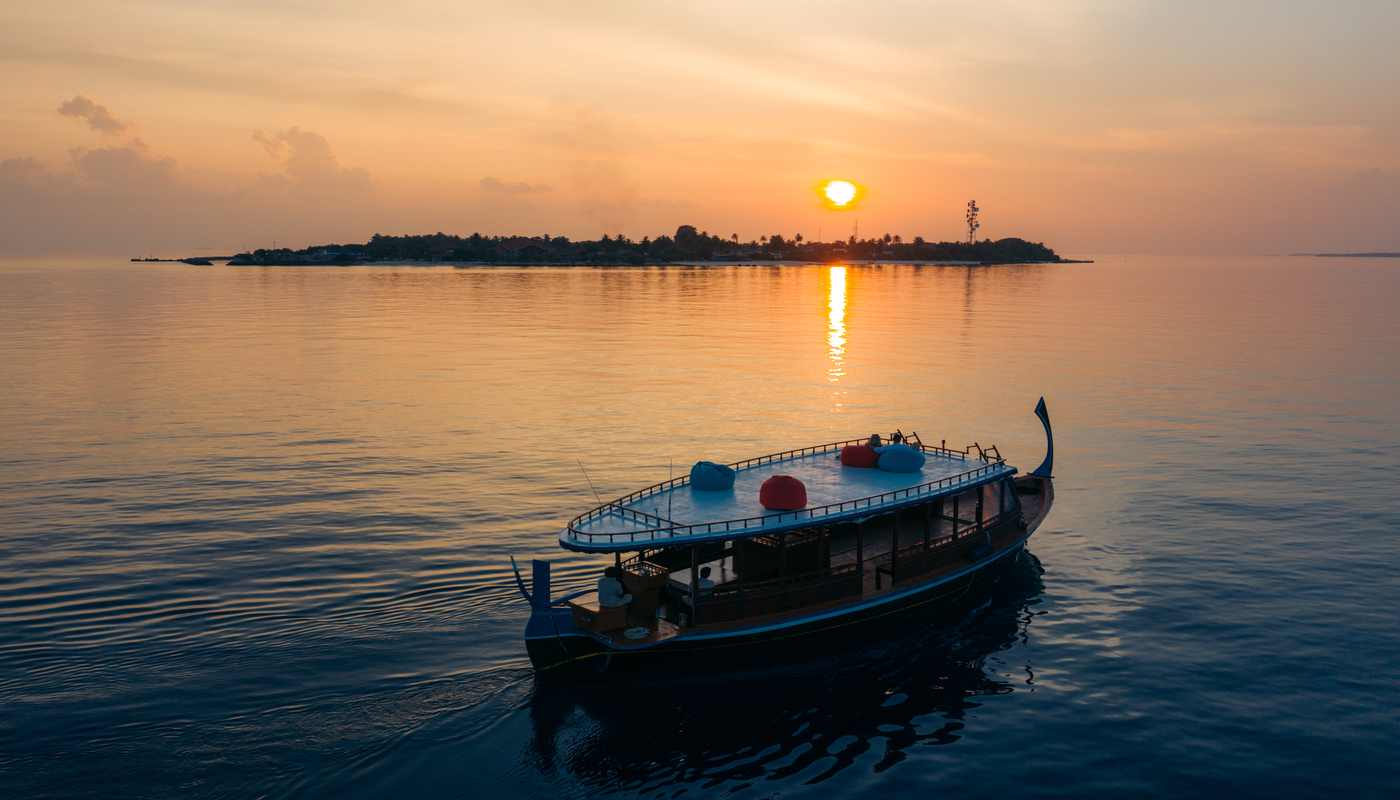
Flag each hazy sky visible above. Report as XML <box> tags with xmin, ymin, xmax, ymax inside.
<box><xmin>2</xmin><ymin>0</ymin><xmax>1398</xmax><ymax>255</ymax></box>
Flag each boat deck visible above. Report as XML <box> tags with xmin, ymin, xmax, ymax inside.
<box><xmin>581</xmin><ymin>616</ymin><xmax>685</xmax><ymax>649</ymax></box>
<box><xmin>563</xmin><ymin>445</ymin><xmax>1015</xmax><ymax>551</ymax></box>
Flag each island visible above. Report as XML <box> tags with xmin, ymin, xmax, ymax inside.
<box><xmin>217</xmin><ymin>226</ymin><xmax>1079</xmax><ymax>266</ymax></box>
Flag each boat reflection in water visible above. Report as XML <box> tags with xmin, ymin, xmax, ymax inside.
<box><xmin>523</xmin><ymin>548</ymin><xmax>1045</xmax><ymax>791</ymax></box>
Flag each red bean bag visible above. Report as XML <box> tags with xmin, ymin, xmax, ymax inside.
<box><xmin>760</xmin><ymin>475</ymin><xmax>807</xmax><ymax>510</ymax></box>
<box><xmin>840</xmin><ymin>444</ymin><xmax>879</xmax><ymax>468</ymax></box>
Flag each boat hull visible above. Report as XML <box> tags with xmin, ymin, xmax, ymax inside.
<box><xmin>528</xmin><ymin>532</ymin><xmax>1033</xmax><ymax>674</ymax></box>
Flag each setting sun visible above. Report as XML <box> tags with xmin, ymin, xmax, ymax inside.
<box><xmin>820</xmin><ymin>180</ymin><xmax>861</xmax><ymax>210</ymax></box>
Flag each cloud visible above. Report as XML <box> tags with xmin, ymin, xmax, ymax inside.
<box><xmin>0</xmin><ymin>100</ymin><xmax>380</xmax><ymax>254</ymax></box>
<box><xmin>251</xmin><ymin>127</ymin><xmax>373</xmax><ymax>197</ymax></box>
<box><xmin>480</xmin><ymin>176</ymin><xmax>551</xmax><ymax>194</ymax></box>
<box><xmin>0</xmin><ymin>141</ymin><xmax>201</xmax><ymax>253</ymax></box>
<box><xmin>69</xmin><ymin>139</ymin><xmax>181</xmax><ymax>193</ymax></box>
<box><xmin>56</xmin><ymin>95</ymin><xmax>133</xmax><ymax>137</ymax></box>
<box><xmin>252</xmin><ymin>129</ymin><xmax>289</xmax><ymax>159</ymax></box>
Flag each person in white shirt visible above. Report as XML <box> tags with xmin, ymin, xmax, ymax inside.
<box><xmin>682</xmin><ymin>566</ymin><xmax>716</xmax><ymax>607</ymax></box>
<box><xmin>597</xmin><ymin>567</ymin><xmax>633</xmax><ymax>610</ymax></box>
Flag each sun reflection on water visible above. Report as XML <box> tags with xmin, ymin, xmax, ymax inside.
<box><xmin>827</xmin><ymin>266</ymin><xmax>847</xmax><ymax>391</ymax></box>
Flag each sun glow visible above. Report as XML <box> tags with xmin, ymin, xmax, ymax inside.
<box><xmin>819</xmin><ymin>180</ymin><xmax>862</xmax><ymax>210</ymax></box>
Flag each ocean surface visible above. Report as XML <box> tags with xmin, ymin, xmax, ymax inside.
<box><xmin>1</xmin><ymin>256</ymin><xmax>1397</xmax><ymax>799</ymax></box>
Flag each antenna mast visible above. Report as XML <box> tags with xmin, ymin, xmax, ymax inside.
<box><xmin>966</xmin><ymin>200</ymin><xmax>979</xmax><ymax>245</ymax></box>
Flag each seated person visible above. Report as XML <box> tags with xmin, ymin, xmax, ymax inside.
<box><xmin>597</xmin><ymin>567</ymin><xmax>634</xmax><ymax>612</ymax></box>
<box><xmin>867</xmin><ymin>433</ymin><xmax>883</xmax><ymax>448</ymax></box>
<box><xmin>872</xmin><ymin>433</ymin><xmax>914</xmax><ymax>454</ymax></box>
<box><xmin>681</xmin><ymin>566</ymin><xmax>716</xmax><ymax>607</ymax></box>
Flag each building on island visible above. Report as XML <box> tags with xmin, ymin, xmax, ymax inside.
<box><xmin>493</xmin><ymin>238</ymin><xmax>555</xmax><ymax>259</ymax></box>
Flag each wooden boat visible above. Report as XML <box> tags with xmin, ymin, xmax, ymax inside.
<box><xmin>513</xmin><ymin>399</ymin><xmax>1056</xmax><ymax>673</ymax></box>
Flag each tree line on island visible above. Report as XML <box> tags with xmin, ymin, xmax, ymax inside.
<box><xmin>232</xmin><ymin>225</ymin><xmax>1061</xmax><ymax>265</ymax></box>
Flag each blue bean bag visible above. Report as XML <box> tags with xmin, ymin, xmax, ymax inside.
<box><xmin>690</xmin><ymin>461</ymin><xmax>736</xmax><ymax>491</ymax></box>
<box><xmin>877</xmin><ymin>445</ymin><xmax>926</xmax><ymax>473</ymax></box>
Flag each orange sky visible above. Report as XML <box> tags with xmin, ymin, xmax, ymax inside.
<box><xmin>2</xmin><ymin>1</ymin><xmax>1398</xmax><ymax>255</ymax></box>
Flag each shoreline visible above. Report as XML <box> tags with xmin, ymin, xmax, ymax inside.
<box><xmin>208</xmin><ymin>258</ymin><xmax>1090</xmax><ymax>268</ymax></box>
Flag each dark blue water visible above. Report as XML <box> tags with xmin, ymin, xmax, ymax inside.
<box><xmin>2</xmin><ymin>257</ymin><xmax>1397</xmax><ymax>798</ymax></box>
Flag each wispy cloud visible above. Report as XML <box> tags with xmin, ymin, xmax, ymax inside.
<box><xmin>480</xmin><ymin>176</ymin><xmax>551</xmax><ymax>194</ymax></box>
<box><xmin>1</xmin><ymin>99</ymin><xmax>378</xmax><ymax>254</ymax></box>
<box><xmin>56</xmin><ymin>95</ymin><xmax>132</xmax><ymax>136</ymax></box>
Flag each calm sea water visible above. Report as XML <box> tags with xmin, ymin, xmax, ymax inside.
<box><xmin>1</xmin><ymin>257</ymin><xmax>1397</xmax><ymax>799</ymax></box>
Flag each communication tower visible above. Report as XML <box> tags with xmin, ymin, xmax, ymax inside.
<box><xmin>966</xmin><ymin>200</ymin><xmax>979</xmax><ymax>245</ymax></box>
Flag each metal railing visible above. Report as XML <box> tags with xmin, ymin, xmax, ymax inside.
<box><xmin>565</xmin><ymin>436</ymin><xmax>1010</xmax><ymax>546</ymax></box>
<box><xmin>879</xmin><ymin>509</ymin><xmax>1024</xmax><ymax>587</ymax></box>
<box><xmin>710</xmin><ymin>561</ymin><xmax>858</xmax><ymax>597</ymax></box>
<box><xmin>701</xmin><ymin>563</ymin><xmax>863</xmax><ymax>625</ymax></box>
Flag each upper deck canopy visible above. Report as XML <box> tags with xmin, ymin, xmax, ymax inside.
<box><xmin>559</xmin><ymin>439</ymin><xmax>1017</xmax><ymax>553</ymax></box>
